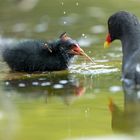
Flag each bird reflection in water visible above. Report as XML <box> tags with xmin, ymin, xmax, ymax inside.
<box><xmin>109</xmin><ymin>85</ymin><xmax>140</xmax><ymax>134</ymax></box>
<box><xmin>3</xmin><ymin>72</ymin><xmax>86</xmax><ymax>105</ymax></box>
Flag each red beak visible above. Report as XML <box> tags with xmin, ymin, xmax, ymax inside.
<box><xmin>104</xmin><ymin>33</ymin><xmax>111</xmax><ymax>48</ymax></box>
<box><xmin>69</xmin><ymin>44</ymin><xmax>94</xmax><ymax>63</ymax></box>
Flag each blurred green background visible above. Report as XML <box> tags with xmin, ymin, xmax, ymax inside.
<box><xmin>0</xmin><ymin>0</ymin><xmax>140</xmax><ymax>140</ymax></box>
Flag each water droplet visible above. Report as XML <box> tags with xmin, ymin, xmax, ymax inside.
<box><xmin>18</xmin><ymin>83</ymin><xmax>26</xmax><ymax>87</ymax></box>
<box><xmin>76</xmin><ymin>2</ymin><xmax>79</xmax><ymax>6</ymax></box>
<box><xmin>5</xmin><ymin>81</ymin><xmax>10</xmax><ymax>86</ymax></box>
<box><xmin>82</xmin><ymin>33</ymin><xmax>85</xmax><ymax>37</ymax></box>
<box><xmin>59</xmin><ymin>14</ymin><xmax>79</xmax><ymax>26</ymax></box>
<box><xmin>63</xmin><ymin>21</ymin><xmax>67</xmax><ymax>24</ymax></box>
<box><xmin>81</xmin><ymin>33</ymin><xmax>87</xmax><ymax>38</ymax></box>
<box><xmin>85</xmin><ymin>108</ymin><xmax>90</xmax><ymax>118</ymax></box>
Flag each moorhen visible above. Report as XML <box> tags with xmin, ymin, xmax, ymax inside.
<box><xmin>104</xmin><ymin>11</ymin><xmax>140</xmax><ymax>88</ymax></box>
<box><xmin>2</xmin><ymin>32</ymin><xmax>93</xmax><ymax>72</ymax></box>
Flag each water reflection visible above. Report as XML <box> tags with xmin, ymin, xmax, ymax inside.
<box><xmin>3</xmin><ymin>72</ymin><xmax>86</xmax><ymax>105</ymax></box>
<box><xmin>0</xmin><ymin>92</ymin><xmax>19</xmax><ymax>140</ymax></box>
<box><xmin>109</xmin><ymin>86</ymin><xmax>140</xmax><ymax>134</ymax></box>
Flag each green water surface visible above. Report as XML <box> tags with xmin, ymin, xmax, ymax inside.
<box><xmin>0</xmin><ymin>0</ymin><xmax>140</xmax><ymax>140</ymax></box>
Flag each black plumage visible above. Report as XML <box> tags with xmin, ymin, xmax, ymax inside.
<box><xmin>104</xmin><ymin>11</ymin><xmax>140</xmax><ymax>88</ymax></box>
<box><xmin>2</xmin><ymin>33</ymin><xmax>91</xmax><ymax>72</ymax></box>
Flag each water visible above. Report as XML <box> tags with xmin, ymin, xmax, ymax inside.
<box><xmin>0</xmin><ymin>0</ymin><xmax>140</xmax><ymax>140</ymax></box>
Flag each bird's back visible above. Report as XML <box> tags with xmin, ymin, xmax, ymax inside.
<box><xmin>2</xmin><ymin>40</ymin><xmax>45</xmax><ymax>71</ymax></box>
<box><xmin>2</xmin><ymin>39</ymin><xmax>69</xmax><ymax>72</ymax></box>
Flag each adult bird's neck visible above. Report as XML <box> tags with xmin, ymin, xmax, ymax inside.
<box><xmin>121</xmin><ymin>31</ymin><xmax>140</xmax><ymax>67</ymax></box>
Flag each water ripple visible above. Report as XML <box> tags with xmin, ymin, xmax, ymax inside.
<box><xmin>69</xmin><ymin>63</ymin><xmax>119</xmax><ymax>75</ymax></box>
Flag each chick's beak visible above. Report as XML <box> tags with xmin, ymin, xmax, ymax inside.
<box><xmin>104</xmin><ymin>33</ymin><xmax>111</xmax><ymax>48</ymax></box>
<box><xmin>70</xmin><ymin>44</ymin><xmax>83</xmax><ymax>55</ymax></box>
<box><xmin>70</xmin><ymin>44</ymin><xmax>94</xmax><ymax>63</ymax></box>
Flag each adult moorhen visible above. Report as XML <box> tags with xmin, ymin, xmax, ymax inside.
<box><xmin>104</xmin><ymin>11</ymin><xmax>140</xmax><ymax>88</ymax></box>
<box><xmin>2</xmin><ymin>32</ymin><xmax>93</xmax><ymax>72</ymax></box>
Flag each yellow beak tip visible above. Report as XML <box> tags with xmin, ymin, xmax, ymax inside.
<box><xmin>104</xmin><ymin>41</ymin><xmax>110</xmax><ymax>48</ymax></box>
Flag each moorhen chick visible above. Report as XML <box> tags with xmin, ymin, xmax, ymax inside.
<box><xmin>2</xmin><ymin>32</ymin><xmax>93</xmax><ymax>72</ymax></box>
<box><xmin>104</xmin><ymin>11</ymin><xmax>140</xmax><ymax>88</ymax></box>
